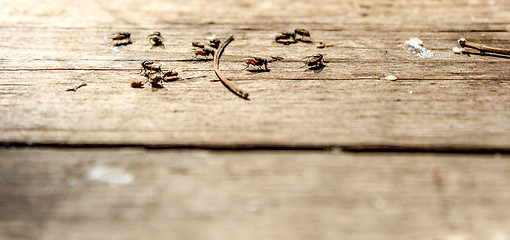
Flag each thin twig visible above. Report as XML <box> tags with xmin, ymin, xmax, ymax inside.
<box><xmin>458</xmin><ymin>38</ymin><xmax>510</xmax><ymax>56</ymax></box>
<box><xmin>66</xmin><ymin>82</ymin><xmax>87</xmax><ymax>92</ymax></box>
<box><xmin>213</xmin><ymin>35</ymin><xmax>250</xmax><ymax>100</ymax></box>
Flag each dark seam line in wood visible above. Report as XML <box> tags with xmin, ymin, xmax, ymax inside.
<box><xmin>0</xmin><ymin>142</ymin><xmax>509</xmax><ymax>154</ymax></box>
<box><xmin>213</xmin><ymin>35</ymin><xmax>250</xmax><ymax>100</ymax></box>
<box><xmin>230</xmin><ymin>78</ymin><xmax>510</xmax><ymax>81</ymax></box>
<box><xmin>0</xmin><ymin>68</ymin><xmax>134</xmax><ymax>71</ymax></box>
<box><xmin>435</xmin><ymin>29</ymin><xmax>508</xmax><ymax>33</ymax></box>
<box><xmin>0</xmin><ymin>68</ymin><xmax>213</xmax><ymax>72</ymax></box>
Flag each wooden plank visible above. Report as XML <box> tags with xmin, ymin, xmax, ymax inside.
<box><xmin>1</xmin><ymin>70</ymin><xmax>509</xmax><ymax>148</ymax></box>
<box><xmin>1</xmin><ymin>0</ymin><xmax>509</xmax><ymax>28</ymax></box>
<box><xmin>0</xmin><ymin>148</ymin><xmax>509</xmax><ymax>240</ymax></box>
<box><xmin>1</xmin><ymin>0</ymin><xmax>510</xmax><ymax>149</ymax></box>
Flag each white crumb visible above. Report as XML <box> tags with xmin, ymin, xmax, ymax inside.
<box><xmin>404</xmin><ymin>38</ymin><xmax>435</xmax><ymax>58</ymax></box>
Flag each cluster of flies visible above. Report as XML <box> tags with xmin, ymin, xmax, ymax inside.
<box><xmin>191</xmin><ymin>35</ymin><xmax>284</xmax><ymax>71</ymax></box>
<box><xmin>275</xmin><ymin>28</ymin><xmax>326</xmax><ymax>70</ymax></box>
<box><xmin>192</xmin><ymin>35</ymin><xmax>221</xmax><ymax>58</ymax></box>
<box><xmin>111</xmin><ymin>31</ymin><xmax>164</xmax><ymax>48</ymax></box>
<box><xmin>275</xmin><ymin>28</ymin><xmax>332</xmax><ymax>49</ymax></box>
<box><xmin>275</xmin><ymin>28</ymin><xmax>312</xmax><ymax>44</ymax></box>
<box><xmin>111</xmin><ymin>28</ymin><xmax>326</xmax><ymax>89</ymax></box>
<box><xmin>131</xmin><ymin>61</ymin><xmax>179</xmax><ymax>88</ymax></box>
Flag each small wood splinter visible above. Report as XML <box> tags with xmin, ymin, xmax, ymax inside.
<box><xmin>213</xmin><ymin>35</ymin><xmax>250</xmax><ymax>100</ymax></box>
<box><xmin>458</xmin><ymin>38</ymin><xmax>510</xmax><ymax>56</ymax></box>
<box><xmin>66</xmin><ymin>82</ymin><xmax>87</xmax><ymax>92</ymax></box>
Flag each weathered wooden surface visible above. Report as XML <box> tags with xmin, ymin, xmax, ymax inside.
<box><xmin>1</xmin><ymin>1</ymin><xmax>510</xmax><ymax>239</ymax></box>
<box><xmin>0</xmin><ymin>0</ymin><xmax>509</xmax><ymax>150</ymax></box>
<box><xmin>0</xmin><ymin>148</ymin><xmax>509</xmax><ymax>240</ymax></box>
<box><xmin>2</xmin><ymin>70</ymin><xmax>509</xmax><ymax>149</ymax></box>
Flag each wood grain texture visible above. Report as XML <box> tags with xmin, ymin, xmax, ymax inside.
<box><xmin>2</xmin><ymin>2</ymin><xmax>510</xmax><ymax>239</ymax></box>
<box><xmin>1</xmin><ymin>0</ymin><xmax>509</xmax><ymax>149</ymax></box>
<box><xmin>1</xmin><ymin>70</ymin><xmax>508</xmax><ymax>149</ymax></box>
<box><xmin>1</xmin><ymin>148</ymin><xmax>509</xmax><ymax>240</ymax></box>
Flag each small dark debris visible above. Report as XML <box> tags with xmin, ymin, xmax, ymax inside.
<box><xmin>66</xmin><ymin>82</ymin><xmax>87</xmax><ymax>92</ymax></box>
<box><xmin>130</xmin><ymin>81</ymin><xmax>144</xmax><ymax>88</ymax></box>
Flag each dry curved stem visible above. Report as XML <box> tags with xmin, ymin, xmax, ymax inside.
<box><xmin>458</xmin><ymin>38</ymin><xmax>510</xmax><ymax>56</ymax></box>
<box><xmin>213</xmin><ymin>35</ymin><xmax>250</xmax><ymax>100</ymax></box>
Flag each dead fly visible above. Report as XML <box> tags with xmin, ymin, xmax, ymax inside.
<box><xmin>146</xmin><ymin>72</ymin><xmax>165</xmax><ymax>88</ymax></box>
<box><xmin>208</xmin><ymin>35</ymin><xmax>221</xmax><ymax>49</ymax></box>
<box><xmin>192</xmin><ymin>42</ymin><xmax>205</xmax><ymax>48</ymax></box>
<box><xmin>304</xmin><ymin>54</ymin><xmax>325</xmax><ymax>67</ymax></box>
<box><xmin>270</xmin><ymin>56</ymin><xmax>284</xmax><ymax>62</ymax></box>
<box><xmin>164</xmin><ymin>70</ymin><xmax>178</xmax><ymax>78</ymax></box>
<box><xmin>303</xmin><ymin>54</ymin><xmax>326</xmax><ymax>72</ymax></box>
<box><xmin>192</xmin><ymin>35</ymin><xmax>220</xmax><ymax>50</ymax></box>
<box><xmin>294</xmin><ymin>28</ymin><xmax>311</xmax><ymax>42</ymax></box>
<box><xmin>140</xmin><ymin>61</ymin><xmax>162</xmax><ymax>76</ymax></box>
<box><xmin>275</xmin><ymin>32</ymin><xmax>296</xmax><ymax>43</ymax></box>
<box><xmin>148</xmin><ymin>69</ymin><xmax>179</xmax><ymax>86</ymax></box>
<box><xmin>194</xmin><ymin>48</ymin><xmax>215</xmax><ymax>59</ymax></box>
<box><xmin>138</xmin><ymin>61</ymin><xmax>180</xmax><ymax>88</ymax></box>
<box><xmin>148</xmin><ymin>31</ymin><xmax>164</xmax><ymax>48</ymax></box>
<box><xmin>112</xmin><ymin>32</ymin><xmax>132</xmax><ymax>46</ymax></box>
<box><xmin>244</xmin><ymin>57</ymin><xmax>269</xmax><ymax>71</ymax></box>
<box><xmin>162</xmin><ymin>69</ymin><xmax>180</xmax><ymax>82</ymax></box>
<box><xmin>130</xmin><ymin>81</ymin><xmax>144</xmax><ymax>88</ymax></box>
<box><xmin>244</xmin><ymin>56</ymin><xmax>284</xmax><ymax>72</ymax></box>
<box><xmin>139</xmin><ymin>61</ymin><xmax>163</xmax><ymax>87</ymax></box>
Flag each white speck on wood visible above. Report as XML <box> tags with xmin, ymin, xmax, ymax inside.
<box><xmin>452</xmin><ymin>47</ymin><xmax>465</xmax><ymax>54</ymax></box>
<box><xmin>380</xmin><ymin>75</ymin><xmax>397</xmax><ymax>81</ymax></box>
<box><xmin>86</xmin><ymin>166</ymin><xmax>134</xmax><ymax>186</ymax></box>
